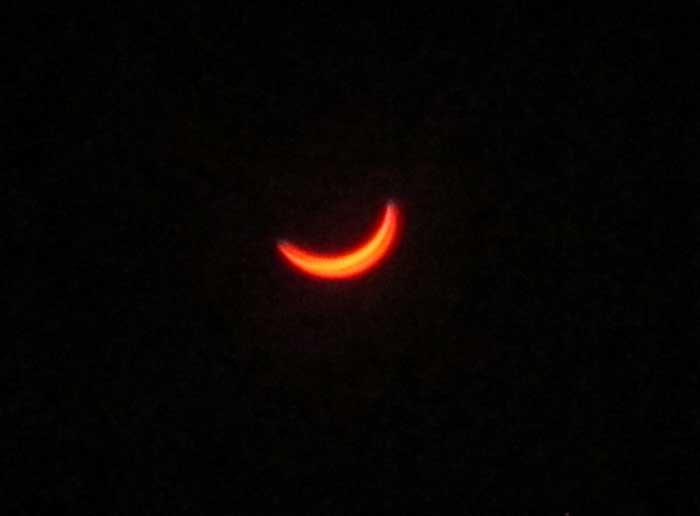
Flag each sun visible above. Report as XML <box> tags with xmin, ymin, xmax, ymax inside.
<box><xmin>277</xmin><ymin>201</ymin><xmax>400</xmax><ymax>280</ymax></box>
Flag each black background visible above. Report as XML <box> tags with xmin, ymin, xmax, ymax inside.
<box><xmin>6</xmin><ymin>5</ymin><xmax>696</xmax><ymax>514</ymax></box>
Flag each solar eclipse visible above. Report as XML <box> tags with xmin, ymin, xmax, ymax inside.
<box><xmin>277</xmin><ymin>200</ymin><xmax>400</xmax><ymax>280</ymax></box>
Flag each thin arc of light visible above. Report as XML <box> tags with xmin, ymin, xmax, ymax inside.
<box><xmin>277</xmin><ymin>202</ymin><xmax>397</xmax><ymax>278</ymax></box>
<box><xmin>277</xmin><ymin>201</ymin><xmax>399</xmax><ymax>279</ymax></box>
<box><xmin>280</xmin><ymin>204</ymin><xmax>394</xmax><ymax>270</ymax></box>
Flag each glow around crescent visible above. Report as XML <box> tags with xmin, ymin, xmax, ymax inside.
<box><xmin>277</xmin><ymin>201</ymin><xmax>400</xmax><ymax>279</ymax></box>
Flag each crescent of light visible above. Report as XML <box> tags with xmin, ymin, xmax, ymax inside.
<box><xmin>277</xmin><ymin>201</ymin><xmax>400</xmax><ymax>279</ymax></box>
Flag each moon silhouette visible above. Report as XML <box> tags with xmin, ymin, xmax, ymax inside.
<box><xmin>277</xmin><ymin>200</ymin><xmax>400</xmax><ymax>279</ymax></box>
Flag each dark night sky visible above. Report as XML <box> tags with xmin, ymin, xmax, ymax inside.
<box><xmin>6</xmin><ymin>5</ymin><xmax>696</xmax><ymax>514</ymax></box>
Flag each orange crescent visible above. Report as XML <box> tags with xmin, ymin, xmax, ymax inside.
<box><xmin>277</xmin><ymin>201</ymin><xmax>400</xmax><ymax>279</ymax></box>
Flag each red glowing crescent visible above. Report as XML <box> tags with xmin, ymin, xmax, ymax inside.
<box><xmin>277</xmin><ymin>201</ymin><xmax>400</xmax><ymax>279</ymax></box>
